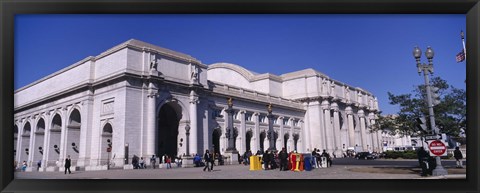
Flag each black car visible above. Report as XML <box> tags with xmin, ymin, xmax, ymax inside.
<box><xmin>355</xmin><ymin>152</ymin><xmax>376</xmax><ymax>160</ymax></box>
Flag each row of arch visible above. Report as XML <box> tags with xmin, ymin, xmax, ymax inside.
<box><xmin>14</xmin><ymin>108</ymin><xmax>84</xmax><ymax>168</ymax></box>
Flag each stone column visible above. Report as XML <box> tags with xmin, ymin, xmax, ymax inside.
<box><xmin>368</xmin><ymin>113</ymin><xmax>379</xmax><ymax>152</ymax></box>
<box><xmin>189</xmin><ymin>90</ymin><xmax>199</xmax><ymax>155</ymax></box>
<box><xmin>27</xmin><ymin>116</ymin><xmax>36</xmax><ymax>170</ymax></box>
<box><xmin>377</xmin><ymin>130</ymin><xmax>383</xmax><ymax>152</ymax></box>
<box><xmin>321</xmin><ymin>100</ymin><xmax>334</xmax><ymax>153</ymax></box>
<box><xmin>146</xmin><ymin>83</ymin><xmax>157</xmax><ymax>157</ymax></box>
<box><xmin>358</xmin><ymin>109</ymin><xmax>368</xmax><ymax>151</ymax></box>
<box><xmin>41</xmin><ymin>112</ymin><xmax>51</xmax><ymax>171</ymax></box>
<box><xmin>331</xmin><ymin>103</ymin><xmax>342</xmax><ymax>156</ymax></box>
<box><xmin>59</xmin><ymin>107</ymin><xmax>67</xmax><ymax>167</ymax></box>
<box><xmin>278</xmin><ymin>116</ymin><xmax>284</xmax><ymax>150</ymax></box>
<box><xmin>239</xmin><ymin>110</ymin><xmax>246</xmax><ymax>154</ymax></box>
<box><xmin>253</xmin><ymin>112</ymin><xmax>260</xmax><ymax>153</ymax></box>
<box><xmin>346</xmin><ymin>106</ymin><xmax>355</xmax><ymax>148</ymax></box>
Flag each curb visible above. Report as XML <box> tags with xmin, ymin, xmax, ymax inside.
<box><xmin>416</xmin><ymin>174</ymin><xmax>466</xmax><ymax>179</ymax></box>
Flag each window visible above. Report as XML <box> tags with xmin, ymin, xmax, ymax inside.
<box><xmin>283</xmin><ymin>118</ymin><xmax>289</xmax><ymax>125</ymax></box>
<box><xmin>245</xmin><ymin>113</ymin><xmax>252</xmax><ymax>122</ymax></box>
<box><xmin>212</xmin><ymin>109</ymin><xmax>223</xmax><ymax>119</ymax></box>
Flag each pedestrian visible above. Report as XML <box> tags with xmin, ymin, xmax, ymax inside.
<box><xmin>132</xmin><ymin>155</ymin><xmax>139</xmax><ymax>169</ymax></box>
<box><xmin>209</xmin><ymin>152</ymin><xmax>215</xmax><ymax>171</ymax></box>
<box><xmin>162</xmin><ymin>154</ymin><xmax>166</xmax><ymax>164</ymax></box>
<box><xmin>311</xmin><ymin>148</ymin><xmax>318</xmax><ymax>168</ymax></box>
<box><xmin>269</xmin><ymin>150</ymin><xmax>276</xmax><ymax>169</ymax></box>
<box><xmin>194</xmin><ymin>154</ymin><xmax>201</xmax><ymax>167</ymax></box>
<box><xmin>321</xmin><ymin>150</ymin><xmax>332</xmax><ymax>167</ymax></box>
<box><xmin>139</xmin><ymin>157</ymin><xmax>145</xmax><ymax>169</ymax></box>
<box><xmin>203</xmin><ymin>149</ymin><xmax>211</xmax><ymax>172</ymax></box>
<box><xmin>37</xmin><ymin>160</ymin><xmax>41</xmax><ymax>171</ymax></box>
<box><xmin>21</xmin><ymin>161</ymin><xmax>27</xmax><ymax>172</ymax></box>
<box><xmin>166</xmin><ymin>155</ymin><xmax>172</xmax><ymax>169</ymax></box>
<box><xmin>150</xmin><ymin>154</ymin><xmax>156</xmax><ymax>169</ymax></box>
<box><xmin>262</xmin><ymin>150</ymin><xmax>270</xmax><ymax>170</ymax></box>
<box><xmin>453</xmin><ymin>146</ymin><xmax>463</xmax><ymax>168</ymax></box>
<box><xmin>417</xmin><ymin>147</ymin><xmax>429</xmax><ymax>176</ymax></box>
<box><xmin>65</xmin><ymin>155</ymin><xmax>72</xmax><ymax>174</ymax></box>
<box><xmin>279</xmin><ymin>148</ymin><xmax>288</xmax><ymax>171</ymax></box>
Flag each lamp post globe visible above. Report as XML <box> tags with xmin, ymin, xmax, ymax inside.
<box><xmin>425</xmin><ymin>46</ymin><xmax>434</xmax><ymax>59</ymax></box>
<box><xmin>413</xmin><ymin>46</ymin><xmax>422</xmax><ymax>59</ymax></box>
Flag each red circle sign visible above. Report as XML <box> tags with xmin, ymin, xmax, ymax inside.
<box><xmin>428</xmin><ymin>140</ymin><xmax>446</xmax><ymax>156</ymax></box>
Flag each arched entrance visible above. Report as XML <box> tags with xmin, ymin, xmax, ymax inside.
<box><xmin>33</xmin><ymin>119</ymin><xmax>45</xmax><ymax>165</ymax></box>
<box><xmin>20</xmin><ymin>122</ymin><xmax>31</xmax><ymax>165</ymax></box>
<box><xmin>245</xmin><ymin>130</ymin><xmax>252</xmax><ymax>152</ymax></box>
<box><xmin>212</xmin><ymin>128</ymin><xmax>221</xmax><ymax>155</ymax></box>
<box><xmin>157</xmin><ymin>102</ymin><xmax>181</xmax><ymax>159</ymax></box>
<box><xmin>101</xmin><ymin>123</ymin><xmax>112</xmax><ymax>166</ymax></box>
<box><xmin>48</xmin><ymin>114</ymin><xmax>62</xmax><ymax>167</ymax></box>
<box><xmin>259</xmin><ymin>131</ymin><xmax>266</xmax><ymax>152</ymax></box>
<box><xmin>66</xmin><ymin>109</ymin><xmax>81</xmax><ymax>166</ymax></box>
<box><xmin>14</xmin><ymin>125</ymin><xmax>18</xmax><ymax>159</ymax></box>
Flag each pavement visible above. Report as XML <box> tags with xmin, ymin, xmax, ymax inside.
<box><xmin>14</xmin><ymin>163</ymin><xmax>466</xmax><ymax>179</ymax></box>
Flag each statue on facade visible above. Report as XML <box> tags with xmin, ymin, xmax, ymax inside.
<box><xmin>150</xmin><ymin>55</ymin><xmax>158</xmax><ymax>71</ymax></box>
<box><xmin>345</xmin><ymin>86</ymin><xmax>351</xmax><ymax>103</ymax></box>
<box><xmin>191</xmin><ymin>65</ymin><xmax>199</xmax><ymax>82</ymax></box>
<box><xmin>267</xmin><ymin>103</ymin><xmax>272</xmax><ymax>114</ymax></box>
<box><xmin>227</xmin><ymin>97</ymin><xmax>233</xmax><ymax>108</ymax></box>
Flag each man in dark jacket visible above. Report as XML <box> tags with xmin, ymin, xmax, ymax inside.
<box><xmin>203</xmin><ymin>150</ymin><xmax>211</xmax><ymax>172</ymax></box>
<box><xmin>454</xmin><ymin>147</ymin><xmax>463</xmax><ymax>168</ymax></box>
<box><xmin>64</xmin><ymin>155</ymin><xmax>72</xmax><ymax>174</ymax></box>
<box><xmin>262</xmin><ymin>150</ymin><xmax>270</xmax><ymax>170</ymax></box>
<box><xmin>279</xmin><ymin>148</ymin><xmax>288</xmax><ymax>171</ymax></box>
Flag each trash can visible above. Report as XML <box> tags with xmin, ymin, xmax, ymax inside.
<box><xmin>304</xmin><ymin>156</ymin><xmax>312</xmax><ymax>171</ymax></box>
<box><xmin>249</xmin><ymin>155</ymin><xmax>262</xmax><ymax>171</ymax></box>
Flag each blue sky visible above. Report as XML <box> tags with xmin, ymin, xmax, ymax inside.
<box><xmin>15</xmin><ymin>14</ymin><xmax>466</xmax><ymax>115</ymax></box>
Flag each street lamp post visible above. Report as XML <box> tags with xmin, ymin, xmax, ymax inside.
<box><xmin>413</xmin><ymin>46</ymin><xmax>448</xmax><ymax>176</ymax></box>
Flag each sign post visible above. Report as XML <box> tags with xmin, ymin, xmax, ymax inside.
<box><xmin>428</xmin><ymin>140</ymin><xmax>447</xmax><ymax>157</ymax></box>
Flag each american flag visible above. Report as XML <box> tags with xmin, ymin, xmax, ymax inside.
<box><xmin>456</xmin><ymin>49</ymin><xmax>465</xmax><ymax>63</ymax></box>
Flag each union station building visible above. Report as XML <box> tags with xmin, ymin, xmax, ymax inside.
<box><xmin>14</xmin><ymin>39</ymin><xmax>384</xmax><ymax>171</ymax></box>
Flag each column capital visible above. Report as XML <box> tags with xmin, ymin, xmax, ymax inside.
<box><xmin>252</xmin><ymin>112</ymin><xmax>260</xmax><ymax>116</ymax></box>
<box><xmin>147</xmin><ymin>90</ymin><xmax>159</xmax><ymax>98</ymax></box>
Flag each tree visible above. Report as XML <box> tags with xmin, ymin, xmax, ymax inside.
<box><xmin>371</xmin><ymin>77</ymin><xmax>466</xmax><ymax>140</ymax></box>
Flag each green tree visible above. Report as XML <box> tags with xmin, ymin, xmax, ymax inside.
<box><xmin>372</xmin><ymin>77</ymin><xmax>466</xmax><ymax>140</ymax></box>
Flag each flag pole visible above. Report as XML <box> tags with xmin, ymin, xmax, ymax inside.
<box><xmin>461</xmin><ymin>30</ymin><xmax>467</xmax><ymax>60</ymax></box>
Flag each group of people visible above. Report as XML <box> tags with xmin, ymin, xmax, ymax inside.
<box><xmin>417</xmin><ymin>146</ymin><xmax>464</xmax><ymax>176</ymax></box>
<box><xmin>131</xmin><ymin>154</ymin><xmax>183</xmax><ymax>169</ymax></box>
<box><xmin>238</xmin><ymin>147</ymin><xmax>333</xmax><ymax>171</ymax></box>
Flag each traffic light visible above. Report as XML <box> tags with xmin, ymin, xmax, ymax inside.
<box><xmin>430</xmin><ymin>86</ymin><xmax>440</xmax><ymax>106</ymax></box>
<box><xmin>416</xmin><ymin>116</ymin><xmax>428</xmax><ymax>133</ymax></box>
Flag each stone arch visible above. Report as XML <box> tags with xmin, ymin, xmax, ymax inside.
<box><xmin>14</xmin><ymin>124</ymin><xmax>18</xmax><ymax>158</ymax></box>
<box><xmin>259</xmin><ymin>130</ymin><xmax>266</xmax><ymax>152</ymax></box>
<box><xmin>66</xmin><ymin>108</ymin><xmax>81</xmax><ymax>164</ymax></box>
<box><xmin>33</xmin><ymin>118</ymin><xmax>46</xmax><ymax>164</ymax></box>
<box><xmin>47</xmin><ymin>113</ymin><xmax>62</xmax><ymax>167</ymax></box>
<box><xmin>157</xmin><ymin>97</ymin><xmax>188</xmax><ymax>122</ymax></box>
<box><xmin>212</xmin><ymin>127</ymin><xmax>222</xmax><ymax>155</ymax></box>
<box><xmin>20</xmin><ymin>121</ymin><xmax>31</xmax><ymax>166</ymax></box>
<box><xmin>100</xmin><ymin>122</ymin><xmax>113</xmax><ymax>166</ymax></box>
<box><xmin>157</xmin><ymin>101</ymin><xmax>183</xmax><ymax>158</ymax></box>
<box><xmin>283</xmin><ymin>133</ymin><xmax>289</xmax><ymax>150</ymax></box>
<box><xmin>245</xmin><ymin>129</ymin><xmax>253</xmax><ymax>152</ymax></box>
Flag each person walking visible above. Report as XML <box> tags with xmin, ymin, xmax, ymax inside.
<box><xmin>203</xmin><ymin>149</ymin><xmax>211</xmax><ymax>172</ymax></box>
<box><xmin>65</xmin><ymin>155</ymin><xmax>72</xmax><ymax>174</ymax></box>
<box><xmin>279</xmin><ymin>148</ymin><xmax>288</xmax><ymax>171</ymax></box>
<box><xmin>37</xmin><ymin>160</ymin><xmax>41</xmax><ymax>171</ymax></box>
<box><xmin>453</xmin><ymin>146</ymin><xmax>464</xmax><ymax>168</ymax></box>
<box><xmin>21</xmin><ymin>161</ymin><xmax>27</xmax><ymax>172</ymax></box>
<box><xmin>150</xmin><ymin>154</ymin><xmax>156</xmax><ymax>169</ymax></box>
<box><xmin>262</xmin><ymin>150</ymin><xmax>270</xmax><ymax>170</ymax></box>
<box><xmin>209</xmin><ymin>152</ymin><xmax>215</xmax><ymax>171</ymax></box>
<box><xmin>166</xmin><ymin>155</ymin><xmax>172</xmax><ymax>169</ymax></box>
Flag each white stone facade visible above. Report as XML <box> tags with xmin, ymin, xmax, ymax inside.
<box><xmin>14</xmin><ymin>39</ymin><xmax>383</xmax><ymax>171</ymax></box>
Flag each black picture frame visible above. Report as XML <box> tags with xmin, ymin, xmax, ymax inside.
<box><xmin>1</xmin><ymin>0</ymin><xmax>478</xmax><ymax>193</ymax></box>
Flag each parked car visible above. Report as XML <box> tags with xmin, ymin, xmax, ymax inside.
<box><xmin>355</xmin><ymin>152</ymin><xmax>376</xmax><ymax>160</ymax></box>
